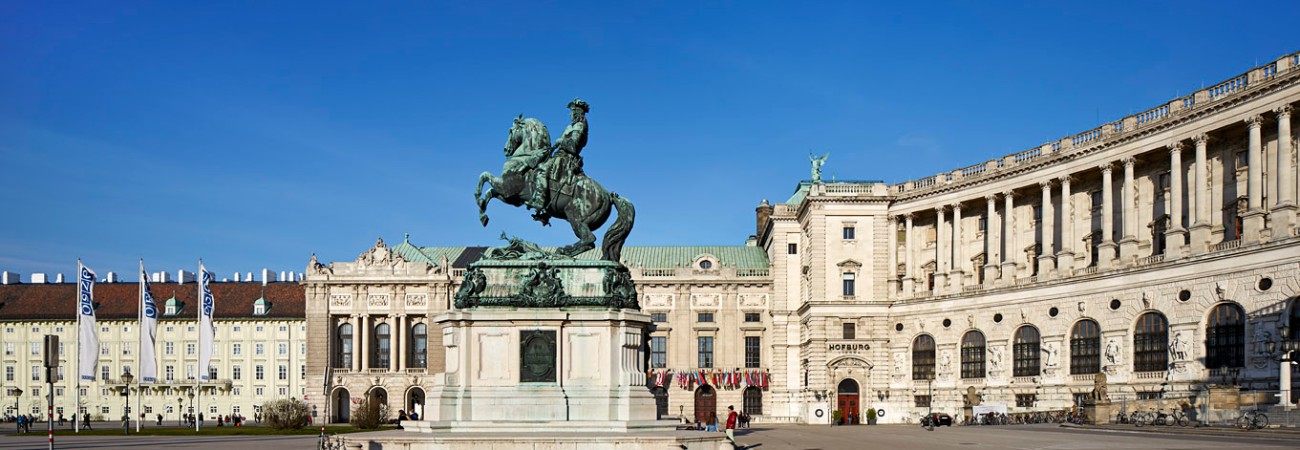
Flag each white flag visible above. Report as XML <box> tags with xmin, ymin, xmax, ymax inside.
<box><xmin>139</xmin><ymin>260</ymin><xmax>159</xmax><ymax>383</ymax></box>
<box><xmin>198</xmin><ymin>262</ymin><xmax>216</xmax><ymax>381</ymax></box>
<box><xmin>77</xmin><ymin>261</ymin><xmax>99</xmax><ymax>382</ymax></box>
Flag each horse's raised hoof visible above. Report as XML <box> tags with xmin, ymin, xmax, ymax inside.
<box><xmin>479</xmin><ymin>215</ymin><xmax>489</xmax><ymax>227</ymax></box>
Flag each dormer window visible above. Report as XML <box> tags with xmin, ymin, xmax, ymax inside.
<box><xmin>253</xmin><ymin>298</ymin><xmax>271</xmax><ymax>316</ymax></box>
<box><xmin>699</xmin><ymin>260</ymin><xmax>713</xmax><ymax>270</ymax></box>
<box><xmin>164</xmin><ymin>298</ymin><xmax>182</xmax><ymax>316</ymax></box>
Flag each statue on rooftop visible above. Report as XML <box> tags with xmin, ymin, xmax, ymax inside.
<box><xmin>810</xmin><ymin>151</ymin><xmax>829</xmax><ymax>182</ymax></box>
<box><xmin>474</xmin><ymin>98</ymin><xmax>635</xmax><ymax>263</ymax></box>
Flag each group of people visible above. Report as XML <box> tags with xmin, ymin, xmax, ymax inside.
<box><xmin>9</xmin><ymin>412</ymin><xmax>93</xmax><ymax>431</ymax></box>
<box><xmin>394</xmin><ymin>409</ymin><xmax>420</xmax><ymax>428</ymax></box>
<box><xmin>690</xmin><ymin>405</ymin><xmax>747</xmax><ymax>443</ymax></box>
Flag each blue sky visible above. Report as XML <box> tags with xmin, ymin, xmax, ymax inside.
<box><xmin>1</xmin><ymin>1</ymin><xmax>1297</xmax><ymax>280</ymax></box>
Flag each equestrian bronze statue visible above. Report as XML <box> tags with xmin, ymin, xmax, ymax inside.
<box><xmin>474</xmin><ymin>99</ymin><xmax>635</xmax><ymax>263</ymax></box>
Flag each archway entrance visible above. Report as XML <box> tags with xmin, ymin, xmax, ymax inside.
<box><xmin>332</xmin><ymin>388</ymin><xmax>351</xmax><ymax>423</ymax></box>
<box><xmin>406</xmin><ymin>387</ymin><xmax>425</xmax><ymax>419</ymax></box>
<box><xmin>651</xmin><ymin>387</ymin><xmax>669</xmax><ymax>419</ymax></box>
<box><xmin>368</xmin><ymin>386</ymin><xmax>389</xmax><ymax>411</ymax></box>
<box><xmin>694</xmin><ymin>385</ymin><xmax>716</xmax><ymax>424</ymax></box>
<box><xmin>837</xmin><ymin>378</ymin><xmax>860</xmax><ymax>425</ymax></box>
<box><xmin>743</xmin><ymin>386</ymin><xmax>763</xmax><ymax>416</ymax></box>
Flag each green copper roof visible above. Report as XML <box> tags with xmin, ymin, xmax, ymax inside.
<box><xmin>786</xmin><ymin>181</ymin><xmax>811</xmax><ymax>205</ymax></box>
<box><xmin>398</xmin><ymin>244</ymin><xmax>768</xmax><ymax>269</ymax></box>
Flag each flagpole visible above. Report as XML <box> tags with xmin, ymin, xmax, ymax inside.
<box><xmin>74</xmin><ymin>260</ymin><xmax>81</xmax><ymax>433</ymax></box>
<box><xmin>136</xmin><ymin>259</ymin><xmax>143</xmax><ymax>432</ymax></box>
<box><xmin>196</xmin><ymin>259</ymin><xmax>201</xmax><ymax>432</ymax></box>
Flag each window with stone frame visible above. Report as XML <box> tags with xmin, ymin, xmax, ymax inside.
<box><xmin>1205</xmin><ymin>303</ymin><xmax>1245</xmax><ymax>369</ymax></box>
<box><xmin>651</xmin><ymin>312</ymin><xmax>668</xmax><ymax>323</ymax></box>
<box><xmin>842</xmin><ymin>323</ymin><xmax>856</xmax><ymax>340</ymax></box>
<box><xmin>1133</xmin><ymin>312</ymin><xmax>1169</xmax><ymax>372</ymax></box>
<box><xmin>410</xmin><ymin>323</ymin><xmax>429</xmax><ymax>369</ymax></box>
<box><xmin>650</xmin><ymin>337</ymin><xmax>667</xmax><ymax>369</ymax></box>
<box><xmin>1070</xmin><ymin>319</ymin><xmax>1100</xmax><ymax>375</ymax></box>
<box><xmin>912</xmin><ymin>335</ymin><xmax>936</xmax><ymax>380</ymax></box>
<box><xmin>334</xmin><ymin>323</ymin><xmax>353</xmax><ymax>369</ymax></box>
<box><xmin>373</xmin><ymin>323</ymin><xmax>391</xmax><ymax>369</ymax></box>
<box><xmin>697</xmin><ymin>336</ymin><xmax>714</xmax><ymax>368</ymax></box>
<box><xmin>745</xmin><ymin>336</ymin><xmax>761</xmax><ymax>368</ymax></box>
<box><xmin>842</xmin><ymin>272</ymin><xmax>856</xmax><ymax>297</ymax></box>
<box><xmin>842</xmin><ymin>225</ymin><xmax>856</xmax><ymax>240</ymax></box>
<box><xmin>744</xmin><ymin>312</ymin><xmax>761</xmax><ymax>323</ymax></box>
<box><xmin>788</xmin><ymin>243</ymin><xmax>797</xmax><ymax>254</ymax></box>
<box><xmin>961</xmin><ymin>331</ymin><xmax>986</xmax><ymax>379</ymax></box>
<box><xmin>914</xmin><ymin>395</ymin><xmax>931</xmax><ymax>407</ymax></box>
<box><xmin>1013</xmin><ymin>325</ymin><xmax>1041</xmax><ymax>377</ymax></box>
<box><xmin>697</xmin><ymin>312</ymin><xmax>714</xmax><ymax>323</ymax></box>
<box><xmin>1015</xmin><ymin>394</ymin><xmax>1036</xmax><ymax>408</ymax></box>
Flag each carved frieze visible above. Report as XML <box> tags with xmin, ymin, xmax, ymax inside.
<box><xmin>404</xmin><ymin>293</ymin><xmax>428</xmax><ymax>307</ymax></box>
<box><xmin>691</xmin><ymin>293</ymin><xmax>721</xmax><ymax>309</ymax></box>
<box><xmin>644</xmin><ymin>293</ymin><xmax>674</xmax><ymax>309</ymax></box>
<box><xmin>329</xmin><ymin>294</ymin><xmax>352</xmax><ymax>307</ymax></box>
<box><xmin>739</xmin><ymin>293</ymin><xmax>768</xmax><ymax>307</ymax></box>
<box><xmin>367</xmin><ymin>294</ymin><xmax>391</xmax><ymax>307</ymax></box>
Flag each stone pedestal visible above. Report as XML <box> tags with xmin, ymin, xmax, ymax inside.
<box><xmin>1083</xmin><ymin>401</ymin><xmax>1111</xmax><ymax>425</ymax></box>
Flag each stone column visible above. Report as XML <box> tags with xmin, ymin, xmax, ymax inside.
<box><xmin>1244</xmin><ymin>115</ymin><xmax>1266</xmax><ymax>242</ymax></box>
<box><xmin>950</xmin><ymin>203</ymin><xmax>964</xmax><ymax>290</ymax></box>
<box><xmin>1119</xmin><ymin>157</ymin><xmax>1139</xmax><ymax>264</ymax></box>
<box><xmin>1057</xmin><ymin>176</ymin><xmax>1075</xmax><ymax>274</ymax></box>
<box><xmin>350</xmin><ymin>315</ymin><xmax>360</xmax><ymax>373</ymax></box>
<box><xmin>903</xmin><ymin>214</ymin><xmax>915</xmax><ymax>295</ymax></box>
<box><xmin>395</xmin><ymin>315</ymin><xmax>405</xmax><ymax>371</ymax></box>
<box><xmin>1273</xmin><ymin>105</ymin><xmax>1296</xmax><ymax>234</ymax></box>
<box><xmin>1166</xmin><ymin>142</ymin><xmax>1187</xmax><ymax>259</ymax></box>
<box><xmin>1190</xmin><ymin>134</ymin><xmax>1212</xmax><ymax>253</ymax></box>
<box><xmin>933</xmin><ymin>207</ymin><xmax>948</xmax><ymax>293</ymax></box>
<box><xmin>1038</xmin><ymin>180</ymin><xmax>1055</xmax><ymax>277</ymax></box>
<box><xmin>359</xmin><ymin>315</ymin><xmax>370</xmax><ymax>371</ymax></box>
<box><xmin>388</xmin><ymin>317</ymin><xmax>399</xmax><ymax>371</ymax></box>
<box><xmin>1098</xmin><ymin>163</ymin><xmax>1118</xmax><ymax>269</ymax></box>
<box><xmin>1001</xmin><ymin>190</ymin><xmax>1017</xmax><ymax>283</ymax></box>
<box><xmin>887</xmin><ymin>215</ymin><xmax>899</xmax><ymax>299</ymax></box>
<box><xmin>984</xmin><ymin>194</ymin><xmax>1001</xmax><ymax>286</ymax></box>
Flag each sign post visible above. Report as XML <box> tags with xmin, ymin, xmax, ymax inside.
<box><xmin>44</xmin><ymin>335</ymin><xmax>59</xmax><ymax>450</ymax></box>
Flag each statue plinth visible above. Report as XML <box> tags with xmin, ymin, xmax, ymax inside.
<box><xmin>1082</xmin><ymin>401</ymin><xmax>1112</xmax><ymax>425</ymax></box>
<box><xmin>455</xmin><ymin>259</ymin><xmax>637</xmax><ymax>309</ymax></box>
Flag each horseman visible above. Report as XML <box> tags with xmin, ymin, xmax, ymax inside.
<box><xmin>530</xmin><ymin>98</ymin><xmax>589</xmax><ymax>223</ymax></box>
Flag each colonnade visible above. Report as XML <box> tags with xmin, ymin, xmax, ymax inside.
<box><xmin>340</xmin><ymin>314</ymin><xmax>420</xmax><ymax>372</ymax></box>
<box><xmin>894</xmin><ymin>105</ymin><xmax>1295</xmax><ymax>297</ymax></box>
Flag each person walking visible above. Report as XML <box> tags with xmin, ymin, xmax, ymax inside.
<box><xmin>725</xmin><ymin>406</ymin><xmax>739</xmax><ymax>443</ymax></box>
<box><xmin>705</xmin><ymin>412</ymin><xmax>718</xmax><ymax>432</ymax></box>
<box><xmin>82</xmin><ymin>413</ymin><xmax>92</xmax><ymax>430</ymax></box>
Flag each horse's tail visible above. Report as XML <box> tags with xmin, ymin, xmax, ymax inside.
<box><xmin>602</xmin><ymin>193</ymin><xmax>635</xmax><ymax>263</ymax></box>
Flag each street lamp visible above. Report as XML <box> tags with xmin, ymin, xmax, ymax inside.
<box><xmin>119</xmin><ymin>372</ymin><xmax>133</xmax><ymax>435</ymax></box>
<box><xmin>187</xmin><ymin>392</ymin><xmax>194</xmax><ymax>424</ymax></box>
<box><xmin>12</xmin><ymin>388</ymin><xmax>22</xmax><ymax>419</ymax></box>
<box><xmin>177</xmin><ymin>398</ymin><xmax>183</xmax><ymax>426</ymax></box>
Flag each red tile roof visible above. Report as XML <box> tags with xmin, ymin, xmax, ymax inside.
<box><xmin>0</xmin><ymin>282</ymin><xmax>304</xmax><ymax>321</ymax></box>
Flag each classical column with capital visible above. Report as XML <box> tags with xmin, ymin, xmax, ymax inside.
<box><xmin>1037</xmin><ymin>180</ymin><xmax>1055</xmax><ymax>277</ymax></box>
<box><xmin>983</xmin><ymin>194</ymin><xmax>1001</xmax><ymax>286</ymax></box>
<box><xmin>933</xmin><ymin>207</ymin><xmax>948</xmax><ymax>293</ymax></box>
<box><xmin>887</xmin><ymin>215</ymin><xmax>899</xmax><ymax>299</ymax></box>
<box><xmin>1118</xmin><ymin>157</ymin><xmax>1139</xmax><ymax>264</ymax></box>
<box><xmin>395</xmin><ymin>314</ymin><xmax>406</xmax><ymax>371</ymax></box>
<box><xmin>903</xmin><ymin>213</ymin><xmax>916</xmax><ymax>295</ymax></box>
<box><xmin>359</xmin><ymin>314</ymin><xmax>370</xmax><ymax>372</ymax></box>
<box><xmin>950</xmin><ymin>203</ymin><xmax>965</xmax><ymax>290</ymax></box>
<box><xmin>1166</xmin><ymin>143</ymin><xmax>1187</xmax><ymax>259</ymax></box>
<box><xmin>1000</xmin><ymin>191</ymin><xmax>1017</xmax><ymax>283</ymax></box>
<box><xmin>350</xmin><ymin>315</ymin><xmax>361</xmax><ymax>373</ymax></box>
<box><xmin>1273</xmin><ymin>105</ymin><xmax>1296</xmax><ymax>234</ymax></box>
<box><xmin>1190</xmin><ymin>134</ymin><xmax>1212</xmax><ymax>253</ymax></box>
<box><xmin>1098</xmin><ymin>163</ymin><xmax>1118</xmax><ymax>269</ymax></box>
<box><xmin>1243</xmin><ymin>115</ymin><xmax>1267</xmax><ymax>242</ymax></box>
<box><xmin>1056</xmin><ymin>176</ymin><xmax>1075</xmax><ymax>274</ymax></box>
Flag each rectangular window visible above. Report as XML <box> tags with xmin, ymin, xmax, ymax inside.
<box><xmin>3</xmin><ymin>343</ymin><xmax>11</xmax><ymax>356</ymax></box>
<box><xmin>101</xmin><ymin>343</ymin><xmax>109</xmax><ymax>355</ymax></box>
<box><xmin>697</xmin><ymin>312</ymin><xmax>714</xmax><ymax>323</ymax></box>
<box><xmin>186</xmin><ymin>343</ymin><xmax>195</xmax><ymax>356</ymax></box>
<box><xmin>914</xmin><ymin>395</ymin><xmax>931</xmax><ymax>408</ymax></box>
<box><xmin>233</xmin><ymin>343</ymin><xmax>241</xmax><ymax>356</ymax></box>
<box><xmin>233</xmin><ymin>366</ymin><xmax>241</xmax><ymax>380</ymax></box>
<box><xmin>165</xmin><ymin>366</ymin><xmax>174</xmax><ymax>381</ymax></box>
<box><xmin>788</xmin><ymin>243</ymin><xmax>797</xmax><ymax>254</ymax></box>
<box><xmin>842</xmin><ymin>226</ymin><xmax>856</xmax><ymax>240</ymax></box>
<box><xmin>31</xmin><ymin>365</ymin><xmax>40</xmax><ymax>381</ymax></box>
<box><xmin>1235</xmin><ymin>151</ymin><xmax>1248</xmax><ymax>170</ymax></box>
<box><xmin>256</xmin><ymin>344</ymin><xmax>265</xmax><ymax>355</ymax></box>
<box><xmin>1033</xmin><ymin>205</ymin><xmax>1042</xmax><ymax>221</ymax></box>
<box><xmin>744</xmin><ymin>336</ymin><xmax>761</xmax><ymax>368</ymax></box>
<box><xmin>278</xmin><ymin>365</ymin><xmax>288</xmax><ymax>380</ymax></box>
<box><xmin>1136</xmin><ymin>391</ymin><xmax>1161</xmax><ymax>400</ymax></box>
<box><xmin>978</xmin><ymin>216</ymin><xmax>987</xmax><ymax>232</ymax></box>
<box><xmin>697</xmin><ymin>337</ymin><xmax>714</xmax><ymax>368</ymax></box>
<box><xmin>256</xmin><ymin>365</ymin><xmax>264</xmax><ymax>380</ymax></box>
<box><xmin>186</xmin><ymin>364</ymin><xmax>194</xmax><ymax>380</ymax></box>
<box><xmin>1016</xmin><ymin>394</ymin><xmax>1036</xmax><ymax>408</ymax></box>
<box><xmin>6</xmin><ymin>366</ymin><xmax>13</xmax><ymax>381</ymax></box>
<box><xmin>165</xmin><ymin>342</ymin><xmax>174</xmax><ymax>355</ymax></box>
<box><xmin>650</xmin><ymin>337</ymin><xmax>667</xmax><ymax>369</ymax></box>
<box><xmin>744</xmin><ymin>312</ymin><xmax>761</xmax><ymax>323</ymax></box>
<box><xmin>101</xmin><ymin>365</ymin><xmax>109</xmax><ymax>381</ymax></box>
<box><xmin>842</xmin><ymin>323</ymin><xmax>856</xmax><ymax>340</ymax></box>
<box><xmin>1158</xmin><ymin>172</ymin><xmax>1170</xmax><ymax>191</ymax></box>
<box><xmin>650</xmin><ymin>313</ymin><xmax>668</xmax><ymax>323</ymax></box>
<box><xmin>278</xmin><ymin>343</ymin><xmax>288</xmax><ymax>355</ymax></box>
<box><xmin>30</xmin><ymin>342</ymin><xmax>39</xmax><ymax>355</ymax></box>
<box><xmin>842</xmin><ymin>273</ymin><xmax>855</xmax><ymax>296</ymax></box>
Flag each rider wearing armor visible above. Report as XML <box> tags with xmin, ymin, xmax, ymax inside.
<box><xmin>530</xmin><ymin>98</ymin><xmax>589</xmax><ymax>223</ymax></box>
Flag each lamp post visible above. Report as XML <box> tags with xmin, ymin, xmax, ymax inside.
<box><xmin>177</xmin><ymin>398</ymin><xmax>183</xmax><ymax>426</ymax></box>
<box><xmin>13</xmin><ymin>388</ymin><xmax>22</xmax><ymax>422</ymax></box>
<box><xmin>187</xmin><ymin>392</ymin><xmax>195</xmax><ymax>429</ymax></box>
<box><xmin>1278</xmin><ymin>325</ymin><xmax>1299</xmax><ymax>410</ymax></box>
<box><xmin>119</xmin><ymin>372</ymin><xmax>133</xmax><ymax>435</ymax></box>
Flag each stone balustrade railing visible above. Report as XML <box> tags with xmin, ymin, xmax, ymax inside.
<box><xmin>889</xmin><ymin>51</ymin><xmax>1300</xmax><ymax>196</ymax></box>
<box><xmin>633</xmin><ymin>267</ymin><xmax>771</xmax><ymax>279</ymax></box>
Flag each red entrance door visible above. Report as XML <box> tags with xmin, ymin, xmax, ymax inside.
<box><xmin>837</xmin><ymin>394</ymin><xmax>859</xmax><ymax>424</ymax></box>
<box><xmin>694</xmin><ymin>385</ymin><xmax>716</xmax><ymax>425</ymax></box>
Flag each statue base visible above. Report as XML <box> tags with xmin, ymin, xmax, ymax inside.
<box><xmin>455</xmin><ymin>259</ymin><xmax>637</xmax><ymax>309</ymax></box>
<box><xmin>1083</xmin><ymin>401</ymin><xmax>1112</xmax><ymax>425</ymax></box>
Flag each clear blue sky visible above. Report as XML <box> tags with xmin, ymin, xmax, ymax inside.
<box><xmin>2</xmin><ymin>1</ymin><xmax>1297</xmax><ymax>280</ymax></box>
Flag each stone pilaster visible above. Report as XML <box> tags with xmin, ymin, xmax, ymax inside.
<box><xmin>903</xmin><ymin>213</ymin><xmax>915</xmax><ymax>295</ymax></box>
<box><xmin>1000</xmin><ymin>190</ymin><xmax>1017</xmax><ymax>283</ymax></box>
<box><xmin>983</xmin><ymin>194</ymin><xmax>1000</xmax><ymax>286</ymax></box>
<box><xmin>1273</xmin><ymin>105</ymin><xmax>1296</xmax><ymax>235</ymax></box>
<box><xmin>887</xmin><ymin>215</ymin><xmax>899</xmax><ymax>299</ymax></box>
<box><xmin>1243</xmin><ymin>115</ymin><xmax>1266</xmax><ymax>243</ymax></box>
<box><xmin>1190</xmin><ymin>134</ymin><xmax>1212</xmax><ymax>253</ymax></box>
<box><xmin>933</xmin><ymin>206</ymin><xmax>947</xmax><ymax>293</ymax></box>
<box><xmin>1097</xmin><ymin>163</ymin><xmax>1118</xmax><ymax>269</ymax></box>
<box><xmin>1037</xmin><ymin>180</ymin><xmax>1056</xmax><ymax>277</ymax></box>
<box><xmin>1056</xmin><ymin>176</ymin><xmax>1075</xmax><ymax>274</ymax></box>
<box><xmin>950</xmin><ymin>203</ymin><xmax>964</xmax><ymax>290</ymax></box>
<box><xmin>1118</xmin><ymin>157</ymin><xmax>1139</xmax><ymax>265</ymax></box>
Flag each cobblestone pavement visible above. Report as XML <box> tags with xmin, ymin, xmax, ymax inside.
<box><xmin>3</xmin><ymin>423</ymin><xmax>1300</xmax><ymax>449</ymax></box>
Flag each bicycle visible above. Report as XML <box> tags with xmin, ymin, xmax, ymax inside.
<box><xmin>318</xmin><ymin>432</ymin><xmax>346</xmax><ymax>450</ymax></box>
<box><xmin>1114</xmin><ymin>410</ymin><xmax>1129</xmax><ymax>424</ymax></box>
<box><xmin>1133</xmin><ymin>409</ymin><xmax>1154</xmax><ymax>427</ymax></box>
<box><xmin>1167</xmin><ymin>408</ymin><xmax>1190</xmax><ymax>427</ymax></box>
<box><xmin>1236</xmin><ymin>410</ymin><xmax>1269</xmax><ymax>430</ymax></box>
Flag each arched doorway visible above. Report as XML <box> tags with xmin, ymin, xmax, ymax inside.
<box><xmin>694</xmin><ymin>385</ymin><xmax>716</xmax><ymax>424</ymax></box>
<box><xmin>406</xmin><ymin>387</ymin><xmax>426</xmax><ymax>420</ymax></box>
<box><xmin>743</xmin><ymin>386</ymin><xmax>763</xmax><ymax>416</ymax></box>
<box><xmin>651</xmin><ymin>387</ymin><xmax>669</xmax><ymax>419</ymax></box>
<box><xmin>836</xmin><ymin>378</ymin><xmax>860</xmax><ymax>425</ymax></box>
<box><xmin>332</xmin><ymin>388</ymin><xmax>351</xmax><ymax>423</ymax></box>
<box><xmin>368</xmin><ymin>386</ymin><xmax>389</xmax><ymax>410</ymax></box>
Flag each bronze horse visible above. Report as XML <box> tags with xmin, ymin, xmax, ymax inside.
<box><xmin>474</xmin><ymin>116</ymin><xmax>635</xmax><ymax>262</ymax></box>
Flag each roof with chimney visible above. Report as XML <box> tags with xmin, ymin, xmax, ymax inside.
<box><xmin>0</xmin><ymin>281</ymin><xmax>304</xmax><ymax>321</ymax></box>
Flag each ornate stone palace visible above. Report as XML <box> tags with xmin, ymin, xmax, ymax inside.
<box><xmin>300</xmin><ymin>51</ymin><xmax>1300</xmax><ymax>425</ymax></box>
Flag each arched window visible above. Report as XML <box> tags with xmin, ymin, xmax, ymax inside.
<box><xmin>1134</xmin><ymin>312</ymin><xmax>1169</xmax><ymax>372</ymax></box>
<box><xmin>374</xmin><ymin>323</ymin><xmax>391</xmax><ymax>369</ymax></box>
<box><xmin>1206</xmin><ymin>303</ymin><xmax>1245</xmax><ymax>369</ymax></box>
<box><xmin>743</xmin><ymin>386</ymin><xmax>764</xmax><ymax>416</ymax></box>
<box><xmin>1070</xmin><ymin>319</ymin><xmax>1100</xmax><ymax>375</ymax></box>
<box><xmin>961</xmin><ymin>331</ymin><xmax>986</xmax><ymax>379</ymax></box>
<box><xmin>912</xmin><ymin>335</ymin><xmax>935</xmax><ymax>380</ymax></box>
<box><xmin>652</xmin><ymin>387</ymin><xmax>669</xmax><ymax>419</ymax></box>
<box><xmin>334</xmin><ymin>323</ymin><xmax>353</xmax><ymax>369</ymax></box>
<box><xmin>1013</xmin><ymin>326</ymin><xmax>1041</xmax><ymax>377</ymax></box>
<box><xmin>410</xmin><ymin>323</ymin><xmax>429</xmax><ymax>369</ymax></box>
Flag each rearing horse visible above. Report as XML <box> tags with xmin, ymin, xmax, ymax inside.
<box><xmin>474</xmin><ymin>116</ymin><xmax>635</xmax><ymax>262</ymax></box>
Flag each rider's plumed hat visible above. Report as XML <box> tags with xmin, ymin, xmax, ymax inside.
<box><xmin>567</xmin><ymin>98</ymin><xmax>590</xmax><ymax>113</ymax></box>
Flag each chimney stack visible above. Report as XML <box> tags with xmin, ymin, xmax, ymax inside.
<box><xmin>1</xmin><ymin>271</ymin><xmax>20</xmax><ymax>284</ymax></box>
<box><xmin>105</xmin><ymin>272</ymin><xmax>119</xmax><ymax>283</ymax></box>
<box><xmin>261</xmin><ymin>268</ymin><xmax>273</xmax><ymax>286</ymax></box>
<box><xmin>55</xmin><ymin>273</ymin><xmax>65</xmax><ymax>283</ymax></box>
<box><xmin>233</xmin><ymin>272</ymin><xmax>242</xmax><ymax>282</ymax></box>
<box><xmin>177</xmin><ymin>270</ymin><xmax>196</xmax><ymax>284</ymax></box>
<box><xmin>755</xmin><ymin>199</ymin><xmax>773</xmax><ymax>238</ymax></box>
<box><xmin>31</xmin><ymin>273</ymin><xmax>48</xmax><ymax>284</ymax></box>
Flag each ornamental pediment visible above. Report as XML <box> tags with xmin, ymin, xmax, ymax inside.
<box><xmin>837</xmin><ymin>259</ymin><xmax>862</xmax><ymax>269</ymax></box>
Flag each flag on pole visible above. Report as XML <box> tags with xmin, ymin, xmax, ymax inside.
<box><xmin>139</xmin><ymin>260</ymin><xmax>159</xmax><ymax>383</ymax></box>
<box><xmin>198</xmin><ymin>262</ymin><xmax>216</xmax><ymax>381</ymax></box>
<box><xmin>77</xmin><ymin>261</ymin><xmax>98</xmax><ymax>381</ymax></box>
